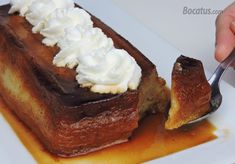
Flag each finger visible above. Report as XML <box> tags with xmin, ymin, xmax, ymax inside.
<box><xmin>215</xmin><ymin>26</ymin><xmax>235</xmax><ymax>62</ymax></box>
<box><xmin>215</xmin><ymin>3</ymin><xmax>235</xmax><ymax>62</ymax></box>
<box><xmin>229</xmin><ymin>22</ymin><xmax>235</xmax><ymax>67</ymax></box>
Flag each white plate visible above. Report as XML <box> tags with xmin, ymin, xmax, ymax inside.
<box><xmin>1</xmin><ymin>0</ymin><xmax>235</xmax><ymax>164</ymax></box>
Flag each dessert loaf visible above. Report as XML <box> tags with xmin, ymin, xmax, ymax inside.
<box><xmin>0</xmin><ymin>4</ymin><xmax>169</xmax><ymax>157</ymax></box>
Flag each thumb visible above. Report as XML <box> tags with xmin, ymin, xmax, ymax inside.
<box><xmin>215</xmin><ymin>24</ymin><xmax>235</xmax><ymax>62</ymax></box>
<box><xmin>215</xmin><ymin>3</ymin><xmax>235</xmax><ymax>62</ymax></box>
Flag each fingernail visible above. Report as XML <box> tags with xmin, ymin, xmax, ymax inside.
<box><xmin>215</xmin><ymin>44</ymin><xmax>226</xmax><ymax>54</ymax></box>
<box><xmin>215</xmin><ymin>45</ymin><xmax>226</xmax><ymax>61</ymax></box>
<box><xmin>232</xmin><ymin>21</ymin><xmax>235</xmax><ymax>27</ymax></box>
<box><xmin>215</xmin><ymin>44</ymin><xmax>219</xmax><ymax>54</ymax></box>
<box><xmin>214</xmin><ymin>45</ymin><xmax>219</xmax><ymax>59</ymax></box>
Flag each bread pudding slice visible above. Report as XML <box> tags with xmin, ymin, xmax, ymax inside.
<box><xmin>0</xmin><ymin>4</ymin><xmax>169</xmax><ymax>157</ymax></box>
<box><xmin>165</xmin><ymin>56</ymin><xmax>211</xmax><ymax>129</ymax></box>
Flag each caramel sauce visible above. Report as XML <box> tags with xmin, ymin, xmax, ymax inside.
<box><xmin>0</xmin><ymin>98</ymin><xmax>217</xmax><ymax>164</ymax></box>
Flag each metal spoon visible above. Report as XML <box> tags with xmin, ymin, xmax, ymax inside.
<box><xmin>189</xmin><ymin>48</ymin><xmax>235</xmax><ymax>124</ymax></box>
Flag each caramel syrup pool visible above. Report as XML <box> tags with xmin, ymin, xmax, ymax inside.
<box><xmin>0</xmin><ymin>98</ymin><xmax>217</xmax><ymax>164</ymax></box>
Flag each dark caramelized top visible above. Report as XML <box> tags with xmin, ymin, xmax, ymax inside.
<box><xmin>0</xmin><ymin>4</ymin><xmax>155</xmax><ymax>106</ymax></box>
<box><xmin>172</xmin><ymin>55</ymin><xmax>211</xmax><ymax>103</ymax></box>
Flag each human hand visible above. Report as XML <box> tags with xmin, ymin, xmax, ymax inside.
<box><xmin>215</xmin><ymin>2</ymin><xmax>235</xmax><ymax>63</ymax></box>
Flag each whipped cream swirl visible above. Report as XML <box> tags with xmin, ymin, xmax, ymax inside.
<box><xmin>76</xmin><ymin>49</ymin><xmax>142</xmax><ymax>94</ymax></box>
<box><xmin>40</xmin><ymin>8</ymin><xmax>93</xmax><ymax>46</ymax></box>
<box><xmin>54</xmin><ymin>26</ymin><xmax>113</xmax><ymax>69</ymax></box>
<box><xmin>25</xmin><ymin>0</ymin><xmax>74</xmax><ymax>33</ymax></box>
<box><xmin>8</xmin><ymin>0</ymin><xmax>35</xmax><ymax>16</ymax></box>
<box><xmin>8</xmin><ymin>0</ymin><xmax>142</xmax><ymax>94</ymax></box>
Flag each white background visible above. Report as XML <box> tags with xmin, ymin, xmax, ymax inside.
<box><xmin>111</xmin><ymin>0</ymin><xmax>235</xmax><ymax>87</ymax></box>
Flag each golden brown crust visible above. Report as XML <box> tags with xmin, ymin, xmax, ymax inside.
<box><xmin>165</xmin><ymin>55</ymin><xmax>211</xmax><ymax>129</ymax></box>
<box><xmin>0</xmin><ymin>4</ymin><xmax>170</xmax><ymax>156</ymax></box>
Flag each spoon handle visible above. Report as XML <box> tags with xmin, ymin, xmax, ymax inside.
<box><xmin>209</xmin><ymin>48</ymin><xmax>235</xmax><ymax>85</ymax></box>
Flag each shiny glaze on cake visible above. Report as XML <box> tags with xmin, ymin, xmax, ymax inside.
<box><xmin>165</xmin><ymin>55</ymin><xmax>211</xmax><ymax>129</ymax></box>
<box><xmin>0</xmin><ymin>4</ymin><xmax>169</xmax><ymax>156</ymax></box>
